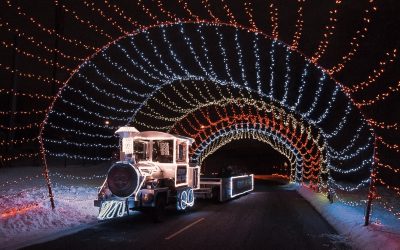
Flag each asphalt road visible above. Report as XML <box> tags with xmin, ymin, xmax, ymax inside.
<box><xmin>24</xmin><ymin>180</ymin><xmax>350</xmax><ymax>250</ymax></box>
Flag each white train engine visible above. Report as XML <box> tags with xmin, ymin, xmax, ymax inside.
<box><xmin>94</xmin><ymin>127</ymin><xmax>200</xmax><ymax>220</ymax></box>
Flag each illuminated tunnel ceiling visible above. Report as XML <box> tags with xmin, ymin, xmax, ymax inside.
<box><xmin>0</xmin><ymin>1</ymin><xmax>399</xmax><ymax>207</ymax></box>
<box><xmin>43</xmin><ymin>22</ymin><xmax>374</xmax><ymax>199</ymax></box>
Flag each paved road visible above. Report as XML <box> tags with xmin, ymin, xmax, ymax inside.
<box><xmin>24</xmin><ymin>180</ymin><xmax>350</xmax><ymax>250</ymax></box>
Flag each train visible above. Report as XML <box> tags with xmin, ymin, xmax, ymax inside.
<box><xmin>94</xmin><ymin>127</ymin><xmax>253</xmax><ymax>221</ymax></box>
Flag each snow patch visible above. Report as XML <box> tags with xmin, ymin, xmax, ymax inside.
<box><xmin>297</xmin><ymin>185</ymin><xmax>400</xmax><ymax>250</ymax></box>
<box><xmin>0</xmin><ymin>165</ymin><xmax>107</xmax><ymax>250</ymax></box>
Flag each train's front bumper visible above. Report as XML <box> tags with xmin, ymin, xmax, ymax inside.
<box><xmin>94</xmin><ymin>189</ymin><xmax>156</xmax><ymax>211</ymax></box>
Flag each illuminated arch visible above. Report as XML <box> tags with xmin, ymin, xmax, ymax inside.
<box><xmin>165</xmin><ymin>100</ymin><xmax>326</xmax><ymax>185</ymax></box>
<box><xmin>195</xmin><ymin>128</ymin><xmax>299</xmax><ymax>180</ymax></box>
<box><xmin>41</xmin><ymin>22</ymin><xmax>375</xmax><ymax>203</ymax></box>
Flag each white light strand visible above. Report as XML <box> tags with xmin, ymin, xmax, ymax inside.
<box><xmin>269</xmin><ymin>40</ymin><xmax>276</xmax><ymax>99</ymax></box>
<box><xmin>290</xmin><ymin>63</ymin><xmax>309</xmax><ymax>110</ymax></box>
<box><xmin>281</xmin><ymin>47</ymin><xmax>292</xmax><ymax>104</ymax></box>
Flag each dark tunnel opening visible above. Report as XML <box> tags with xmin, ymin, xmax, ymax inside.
<box><xmin>200</xmin><ymin>139</ymin><xmax>290</xmax><ymax>177</ymax></box>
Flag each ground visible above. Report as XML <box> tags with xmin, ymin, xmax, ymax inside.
<box><xmin>0</xmin><ymin>164</ymin><xmax>400</xmax><ymax>249</ymax></box>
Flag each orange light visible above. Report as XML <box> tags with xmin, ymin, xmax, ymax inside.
<box><xmin>1</xmin><ymin>203</ymin><xmax>39</xmax><ymax>219</ymax></box>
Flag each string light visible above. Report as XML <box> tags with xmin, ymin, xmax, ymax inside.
<box><xmin>0</xmin><ymin>123</ymin><xmax>41</xmax><ymax>131</ymax></box>
<box><xmin>198</xmin><ymin>0</ymin><xmax>218</xmax><ymax>22</ymax></box>
<box><xmin>0</xmin><ymin>137</ymin><xmax>38</xmax><ymax>146</ymax></box>
<box><xmin>243</xmin><ymin>2</ymin><xmax>258</xmax><ymax>30</ymax></box>
<box><xmin>220</xmin><ymin>0</ymin><xmax>238</xmax><ymax>25</ymax></box>
<box><xmin>302</xmin><ymin>73</ymin><xmax>326</xmax><ymax>118</ymax></box>
<box><xmin>46</xmin><ymin>122</ymin><xmax>117</xmax><ymax>139</ymax></box>
<box><xmin>0</xmin><ymin>89</ymin><xmax>55</xmax><ymax>100</ymax></box>
<box><xmin>291</xmin><ymin>0</ymin><xmax>305</xmax><ymax>50</ymax></box>
<box><xmin>328</xmin><ymin>0</ymin><xmax>377</xmax><ymax>74</ymax></box>
<box><xmin>0</xmin><ymin>152</ymin><xmax>40</xmax><ymax>163</ymax></box>
<box><xmin>376</xmin><ymin>136</ymin><xmax>400</xmax><ymax>153</ymax></box>
<box><xmin>0</xmin><ymin>18</ymin><xmax>84</xmax><ymax>62</ymax></box>
<box><xmin>311</xmin><ymin>0</ymin><xmax>342</xmax><ymax>63</ymax></box>
<box><xmin>0</xmin><ymin>41</ymin><xmax>72</xmax><ymax>72</ymax></box>
<box><xmin>269</xmin><ymin>40</ymin><xmax>276</xmax><ymax>99</ymax></box>
<box><xmin>313</xmin><ymin>86</ymin><xmax>339</xmax><ymax>125</ymax></box>
<box><xmin>328</xmin><ymin>123</ymin><xmax>365</xmax><ymax>155</ymax></box>
<box><xmin>0</xmin><ymin>109</ymin><xmax>47</xmax><ymax>115</ymax></box>
<box><xmin>5</xmin><ymin>0</ymin><xmax>97</xmax><ymax>51</ymax></box>
<box><xmin>366</xmin><ymin>119</ymin><xmax>399</xmax><ymax>130</ymax></box>
<box><xmin>103</xmin><ymin>0</ymin><xmax>141</xmax><ymax>30</ymax></box>
<box><xmin>154</xmin><ymin>0</ymin><xmax>180</xmax><ymax>22</ymax></box>
<box><xmin>355</xmin><ymin>80</ymin><xmax>400</xmax><ymax>107</ymax></box>
<box><xmin>281</xmin><ymin>48</ymin><xmax>292</xmax><ymax>104</ymax></box>
<box><xmin>46</xmin><ymin>151</ymin><xmax>112</xmax><ymax>161</ymax></box>
<box><xmin>269</xmin><ymin>2</ymin><xmax>279</xmax><ymax>38</ymax></box>
<box><xmin>75</xmin><ymin>72</ymin><xmax>143</xmax><ymax>105</ymax></box>
<box><xmin>49</xmin><ymin>111</ymin><xmax>118</xmax><ymax>130</ymax></box>
<box><xmin>53</xmin><ymin>0</ymin><xmax>114</xmax><ymax>40</ymax></box>
<box><xmin>137</xmin><ymin>0</ymin><xmax>159</xmax><ymax>23</ymax></box>
<box><xmin>0</xmin><ymin>62</ymin><xmax>63</xmax><ymax>85</ymax></box>
<box><xmin>377</xmin><ymin>160</ymin><xmax>400</xmax><ymax>174</ymax></box>
<box><xmin>177</xmin><ymin>0</ymin><xmax>201</xmax><ymax>21</ymax></box>
<box><xmin>43</xmin><ymin>138</ymin><xmax>118</xmax><ymax>149</ymax></box>
<box><xmin>344</xmin><ymin>48</ymin><xmax>397</xmax><ymax>94</ymax></box>
<box><xmin>81</xmin><ymin>0</ymin><xmax>131</xmax><ymax>35</ymax></box>
<box><xmin>63</xmin><ymin>85</ymin><xmax>134</xmax><ymax>113</ymax></box>
<box><xmin>60</xmin><ymin>98</ymin><xmax>130</xmax><ymax>122</ymax></box>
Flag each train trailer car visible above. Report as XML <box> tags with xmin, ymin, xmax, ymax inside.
<box><xmin>194</xmin><ymin>174</ymin><xmax>254</xmax><ymax>202</ymax></box>
<box><xmin>94</xmin><ymin>127</ymin><xmax>200</xmax><ymax>221</ymax></box>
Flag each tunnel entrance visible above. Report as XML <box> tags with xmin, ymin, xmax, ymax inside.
<box><xmin>201</xmin><ymin>139</ymin><xmax>289</xmax><ymax>178</ymax></box>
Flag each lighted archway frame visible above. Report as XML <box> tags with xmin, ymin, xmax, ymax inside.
<box><xmin>132</xmin><ymin>79</ymin><xmax>372</xmax><ymax>190</ymax></box>
<box><xmin>165</xmin><ymin>100</ymin><xmax>326</xmax><ymax>185</ymax></box>
<box><xmin>173</xmin><ymin>110</ymin><xmax>321</xmax><ymax>162</ymax></box>
<box><xmin>189</xmin><ymin>123</ymin><xmax>314</xmax><ymax>183</ymax></box>
<box><xmin>40</xmin><ymin>21</ymin><xmax>376</xmax><ymax>207</ymax></box>
<box><xmin>195</xmin><ymin>127</ymin><xmax>299</xmax><ymax>180</ymax></box>
<box><xmin>192</xmin><ymin>122</ymin><xmax>321</xmax><ymax>183</ymax></box>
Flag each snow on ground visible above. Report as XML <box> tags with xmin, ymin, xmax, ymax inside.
<box><xmin>0</xmin><ymin>164</ymin><xmax>108</xmax><ymax>250</ymax></box>
<box><xmin>297</xmin><ymin>185</ymin><xmax>400</xmax><ymax>250</ymax></box>
<box><xmin>1</xmin><ymin>168</ymin><xmax>400</xmax><ymax>250</ymax></box>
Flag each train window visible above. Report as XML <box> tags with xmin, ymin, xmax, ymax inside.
<box><xmin>152</xmin><ymin>140</ymin><xmax>173</xmax><ymax>163</ymax></box>
<box><xmin>133</xmin><ymin>140</ymin><xmax>149</xmax><ymax>162</ymax></box>
<box><xmin>176</xmin><ymin>165</ymin><xmax>187</xmax><ymax>184</ymax></box>
<box><xmin>176</xmin><ymin>141</ymin><xmax>187</xmax><ymax>163</ymax></box>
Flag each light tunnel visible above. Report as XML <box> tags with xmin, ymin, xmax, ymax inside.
<box><xmin>165</xmin><ymin>99</ymin><xmax>325</xmax><ymax>184</ymax></box>
<box><xmin>41</xmin><ymin>22</ymin><xmax>375</xmax><ymax>201</ymax></box>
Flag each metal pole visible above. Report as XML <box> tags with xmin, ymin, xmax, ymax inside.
<box><xmin>364</xmin><ymin>136</ymin><xmax>377</xmax><ymax>226</ymax></box>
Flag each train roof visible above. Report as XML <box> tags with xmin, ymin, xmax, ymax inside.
<box><xmin>115</xmin><ymin>127</ymin><xmax>194</xmax><ymax>144</ymax></box>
